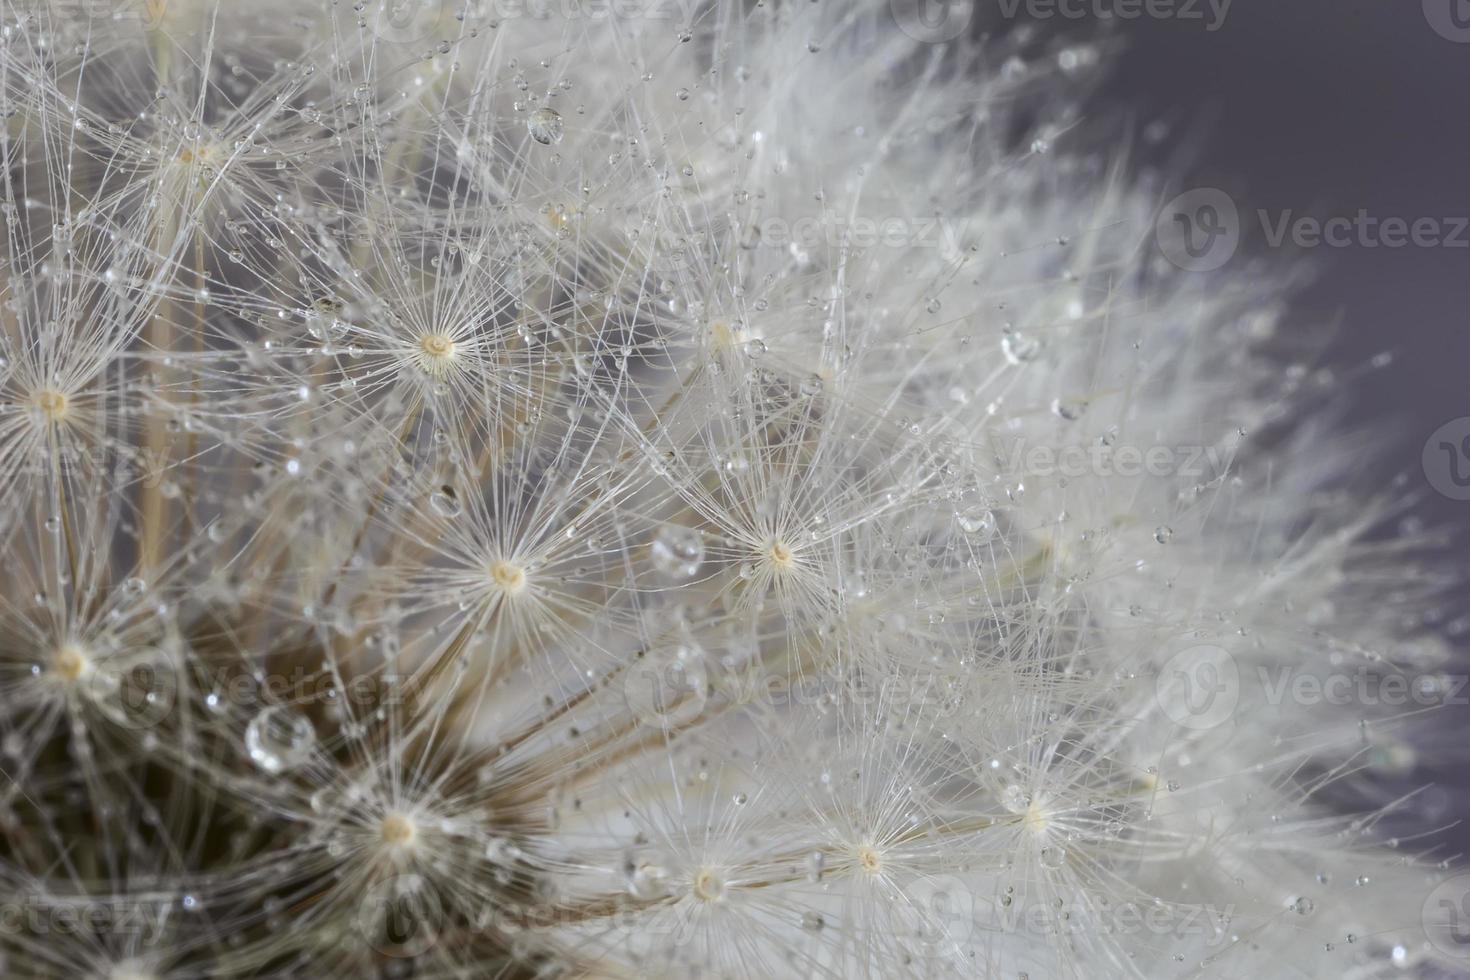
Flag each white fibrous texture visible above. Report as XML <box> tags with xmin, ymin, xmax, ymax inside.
<box><xmin>0</xmin><ymin>2</ymin><xmax>1458</xmax><ymax>979</ymax></box>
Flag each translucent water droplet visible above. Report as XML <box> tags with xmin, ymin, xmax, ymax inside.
<box><xmin>245</xmin><ymin>706</ymin><xmax>315</xmax><ymax>774</ymax></box>
<box><xmin>1001</xmin><ymin>784</ymin><xmax>1031</xmax><ymax>813</ymax></box>
<box><xmin>650</xmin><ymin>526</ymin><xmax>704</xmax><ymax>579</ymax></box>
<box><xmin>742</xmin><ymin>338</ymin><xmax>767</xmax><ymax>359</ymax></box>
<box><xmin>1051</xmin><ymin>398</ymin><xmax>1084</xmax><ymax>421</ymax></box>
<box><xmin>528</xmin><ymin>107</ymin><xmax>564</xmax><ymax>145</ymax></box>
<box><xmin>1153</xmin><ymin>526</ymin><xmax>1174</xmax><ymax>544</ymax></box>
<box><xmin>1001</xmin><ymin>332</ymin><xmax>1041</xmax><ymax>365</ymax></box>
<box><xmin>625</xmin><ymin>859</ymin><xmax>669</xmax><ymax>900</ymax></box>
<box><xmin>800</xmin><ymin>373</ymin><xmax>824</xmax><ymax>397</ymax></box>
<box><xmin>806</xmin><ymin>851</ymin><xmax>825</xmax><ymax>882</ymax></box>
<box><xmin>1292</xmin><ymin>896</ymin><xmax>1315</xmax><ymax>915</ymax></box>
<box><xmin>664</xmin><ymin>639</ymin><xmax>708</xmax><ymax>693</ymax></box>
<box><xmin>429</xmin><ymin>485</ymin><xmax>462</xmax><ymax>519</ymax></box>
<box><xmin>955</xmin><ymin>506</ymin><xmax>994</xmax><ymax>537</ymax></box>
<box><xmin>1038</xmin><ymin>846</ymin><xmax>1067</xmax><ymax>870</ymax></box>
<box><xmin>310</xmin><ymin>787</ymin><xmax>337</xmax><ymax>814</ymax></box>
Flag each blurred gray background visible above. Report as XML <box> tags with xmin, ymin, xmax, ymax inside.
<box><xmin>1022</xmin><ymin>0</ymin><xmax>1470</xmax><ymax>526</ymax></box>
<box><xmin>980</xmin><ymin>0</ymin><xmax>1470</xmax><ymax>848</ymax></box>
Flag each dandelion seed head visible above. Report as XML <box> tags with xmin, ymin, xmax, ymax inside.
<box><xmin>765</xmin><ymin>539</ymin><xmax>796</xmax><ymax>568</ymax></box>
<box><xmin>105</xmin><ymin>961</ymin><xmax>157</xmax><ymax>980</ymax></box>
<box><xmin>414</xmin><ymin>332</ymin><xmax>459</xmax><ymax>375</ymax></box>
<box><xmin>30</xmin><ymin>386</ymin><xmax>70</xmax><ymax>423</ymax></box>
<box><xmin>378</xmin><ymin>811</ymin><xmax>420</xmax><ymax>852</ymax></box>
<box><xmin>0</xmin><ymin>3</ymin><xmax>1455</xmax><ymax>978</ymax></box>
<box><xmin>489</xmin><ymin>560</ymin><xmax>526</xmax><ymax>594</ymax></box>
<box><xmin>691</xmin><ymin>867</ymin><xmax>727</xmax><ymax>903</ymax></box>
<box><xmin>49</xmin><ymin>642</ymin><xmax>90</xmax><ymax>683</ymax></box>
<box><xmin>855</xmin><ymin>844</ymin><xmax>883</xmax><ymax>874</ymax></box>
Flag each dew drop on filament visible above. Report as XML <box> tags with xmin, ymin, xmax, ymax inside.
<box><xmin>650</xmin><ymin>526</ymin><xmax>704</xmax><ymax>579</ymax></box>
<box><xmin>528</xmin><ymin>107</ymin><xmax>564</xmax><ymax>145</ymax></box>
<box><xmin>1001</xmin><ymin>332</ymin><xmax>1041</xmax><ymax>365</ymax></box>
<box><xmin>246</xmin><ymin>706</ymin><xmax>315</xmax><ymax>774</ymax></box>
<box><xmin>429</xmin><ymin>485</ymin><xmax>462</xmax><ymax>519</ymax></box>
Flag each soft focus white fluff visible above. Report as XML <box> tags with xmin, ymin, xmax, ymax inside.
<box><xmin>0</xmin><ymin>2</ymin><xmax>1458</xmax><ymax>978</ymax></box>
